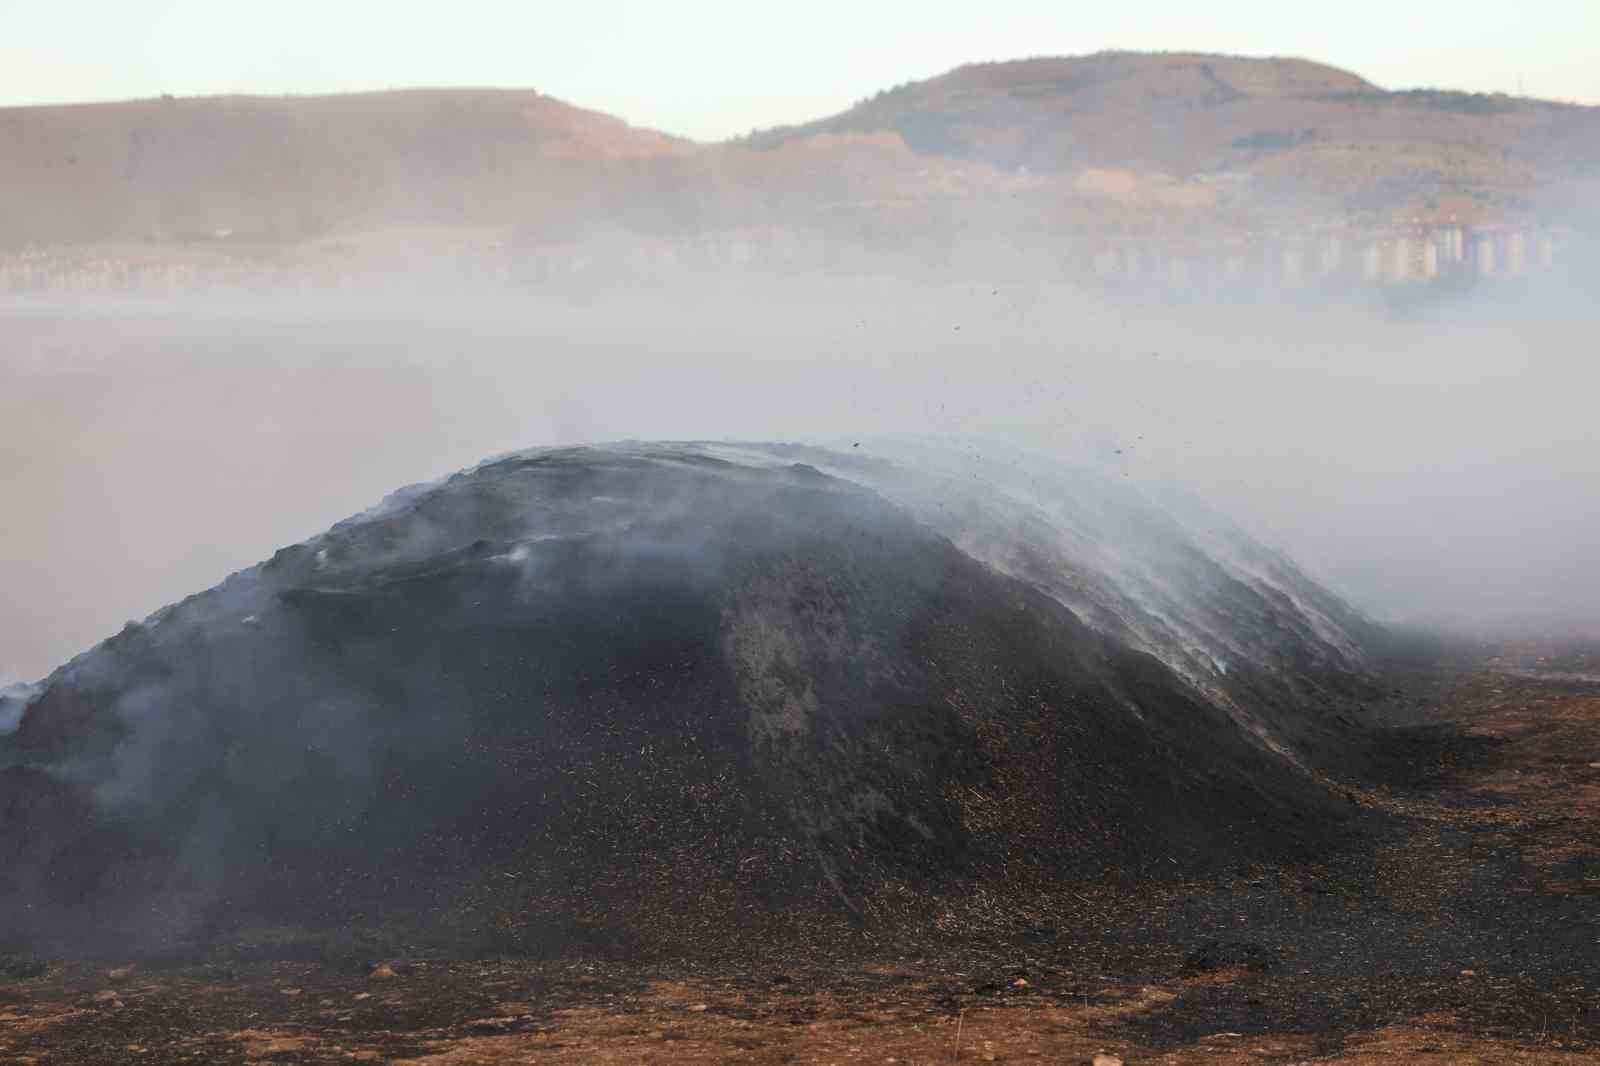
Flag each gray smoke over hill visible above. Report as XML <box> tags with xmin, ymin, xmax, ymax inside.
<box><xmin>0</xmin><ymin>440</ymin><xmax>1385</xmax><ymax>958</ymax></box>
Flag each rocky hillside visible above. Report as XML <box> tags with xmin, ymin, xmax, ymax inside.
<box><xmin>4</xmin><ymin>54</ymin><xmax>1597</xmax><ymax>254</ymax></box>
<box><xmin>752</xmin><ymin>53</ymin><xmax>1371</xmax><ymax>170</ymax></box>
<box><xmin>0</xmin><ymin>89</ymin><xmax>690</xmax><ymax>245</ymax></box>
<box><xmin>0</xmin><ymin>443</ymin><xmax>1387</xmax><ymax>960</ymax></box>
<box><xmin>747</xmin><ymin>52</ymin><xmax>1600</xmax><ymax>219</ymax></box>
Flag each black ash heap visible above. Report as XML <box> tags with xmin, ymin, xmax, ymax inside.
<box><xmin>0</xmin><ymin>443</ymin><xmax>1388</xmax><ymax>958</ymax></box>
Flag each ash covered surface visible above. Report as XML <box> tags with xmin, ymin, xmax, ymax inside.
<box><xmin>1</xmin><ymin>443</ymin><xmax>1386</xmax><ymax>960</ymax></box>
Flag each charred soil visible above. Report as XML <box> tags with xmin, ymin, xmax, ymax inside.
<box><xmin>1</xmin><ymin>447</ymin><xmax>1591</xmax><ymax>1061</ymax></box>
<box><xmin>3</xmin><ymin>662</ymin><xmax>1598</xmax><ymax>1063</ymax></box>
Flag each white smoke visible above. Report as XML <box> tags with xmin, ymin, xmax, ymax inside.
<box><xmin>2</xmin><ymin>274</ymin><xmax>1597</xmax><ymax>681</ymax></box>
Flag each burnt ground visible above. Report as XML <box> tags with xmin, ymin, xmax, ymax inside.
<box><xmin>2</xmin><ymin>656</ymin><xmax>1598</xmax><ymax>1064</ymax></box>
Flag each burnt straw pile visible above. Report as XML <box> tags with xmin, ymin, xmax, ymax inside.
<box><xmin>1</xmin><ymin>444</ymin><xmax>1389</xmax><ymax>959</ymax></box>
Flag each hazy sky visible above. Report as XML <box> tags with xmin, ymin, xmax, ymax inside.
<box><xmin>2</xmin><ymin>0</ymin><xmax>1598</xmax><ymax>140</ymax></box>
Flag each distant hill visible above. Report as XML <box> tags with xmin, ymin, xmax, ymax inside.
<box><xmin>1</xmin><ymin>55</ymin><xmax>1597</xmax><ymax>258</ymax></box>
<box><xmin>0</xmin><ymin>89</ymin><xmax>691</xmax><ymax>245</ymax></box>
<box><xmin>746</xmin><ymin>52</ymin><xmax>1600</xmax><ymax>221</ymax></box>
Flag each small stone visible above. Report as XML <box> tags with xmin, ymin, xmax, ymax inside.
<box><xmin>465</xmin><ymin>1016</ymin><xmax>517</xmax><ymax>1032</ymax></box>
<box><xmin>1459</xmin><ymin>969</ymin><xmax>1476</xmax><ymax>977</ymax></box>
<box><xmin>1092</xmin><ymin>1055</ymin><xmax>1124</xmax><ymax>1066</ymax></box>
<box><xmin>687</xmin><ymin>1003</ymin><xmax>709</xmax><ymax>1012</ymax></box>
<box><xmin>279</xmin><ymin>987</ymin><xmax>304</xmax><ymax>997</ymax></box>
<box><xmin>91</xmin><ymin>990</ymin><xmax>122</xmax><ymax>1006</ymax></box>
<box><xmin>105</xmin><ymin>965</ymin><xmax>135</xmax><ymax>981</ymax></box>
<box><xmin>353</xmin><ymin>992</ymin><xmax>372</xmax><ymax>1001</ymax></box>
<box><xmin>1012</xmin><ymin>977</ymin><xmax>1031</xmax><ymax>988</ymax></box>
<box><xmin>368</xmin><ymin>962</ymin><xmax>400</xmax><ymax>980</ymax></box>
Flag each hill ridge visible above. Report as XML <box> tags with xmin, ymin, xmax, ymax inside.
<box><xmin>2</xmin><ymin>52</ymin><xmax>1597</xmax><ymax>258</ymax></box>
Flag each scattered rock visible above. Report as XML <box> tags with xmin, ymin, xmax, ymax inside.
<box><xmin>368</xmin><ymin>962</ymin><xmax>400</xmax><ymax>980</ymax></box>
<box><xmin>105</xmin><ymin>965</ymin><xmax>135</xmax><ymax>981</ymax></box>
<box><xmin>1092</xmin><ymin>1054</ymin><xmax>1125</xmax><ymax>1066</ymax></box>
<box><xmin>687</xmin><ymin>1003</ymin><xmax>709</xmax><ymax>1012</ymax></box>
<box><xmin>279</xmin><ymin>986</ymin><xmax>304</xmax><ymax>997</ymax></box>
<box><xmin>465</xmin><ymin>1016</ymin><xmax>518</xmax><ymax>1032</ymax></box>
<box><xmin>1012</xmin><ymin>977</ymin><xmax>1031</xmax><ymax>988</ymax></box>
<box><xmin>238</xmin><ymin>1032</ymin><xmax>315</xmax><ymax>1056</ymax></box>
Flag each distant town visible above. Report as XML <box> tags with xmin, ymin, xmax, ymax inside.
<box><xmin>1084</xmin><ymin>218</ymin><xmax>1572</xmax><ymax>294</ymax></box>
<box><xmin>0</xmin><ymin>216</ymin><xmax>1581</xmax><ymax>302</ymax></box>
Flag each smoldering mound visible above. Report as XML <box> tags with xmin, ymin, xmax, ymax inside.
<box><xmin>0</xmin><ymin>444</ymin><xmax>1385</xmax><ymax>959</ymax></box>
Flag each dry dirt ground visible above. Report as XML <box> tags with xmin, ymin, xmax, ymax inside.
<box><xmin>2</xmin><ymin>660</ymin><xmax>1598</xmax><ymax>1065</ymax></box>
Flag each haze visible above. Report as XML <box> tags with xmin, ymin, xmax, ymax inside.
<box><xmin>2</xmin><ymin>14</ymin><xmax>1599</xmax><ymax>684</ymax></box>
<box><xmin>2</xmin><ymin>282</ymin><xmax>1595</xmax><ymax>685</ymax></box>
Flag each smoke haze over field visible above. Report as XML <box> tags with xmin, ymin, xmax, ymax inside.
<box><xmin>8</xmin><ymin>36</ymin><xmax>1600</xmax><ymax>1063</ymax></box>
<box><xmin>2</xmin><ymin>282</ymin><xmax>1596</xmax><ymax>686</ymax></box>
